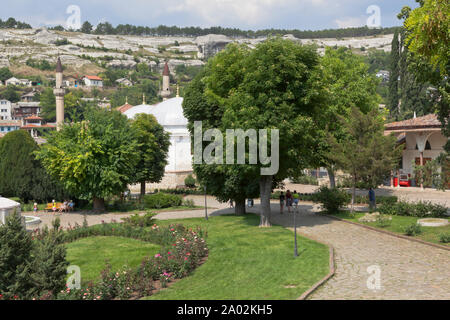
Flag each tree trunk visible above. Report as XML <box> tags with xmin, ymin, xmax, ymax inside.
<box><xmin>327</xmin><ymin>166</ymin><xmax>336</xmax><ymax>188</ymax></box>
<box><xmin>351</xmin><ymin>176</ymin><xmax>356</xmax><ymax>214</ymax></box>
<box><xmin>140</xmin><ymin>181</ymin><xmax>146</xmax><ymax>197</ymax></box>
<box><xmin>234</xmin><ymin>199</ymin><xmax>246</xmax><ymax>215</ymax></box>
<box><xmin>93</xmin><ymin>197</ymin><xmax>105</xmax><ymax>212</ymax></box>
<box><xmin>259</xmin><ymin>175</ymin><xmax>272</xmax><ymax>227</ymax></box>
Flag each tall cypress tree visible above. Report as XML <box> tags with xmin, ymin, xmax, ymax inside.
<box><xmin>388</xmin><ymin>30</ymin><xmax>400</xmax><ymax>118</ymax></box>
<box><xmin>0</xmin><ymin>212</ymin><xmax>34</xmax><ymax>299</ymax></box>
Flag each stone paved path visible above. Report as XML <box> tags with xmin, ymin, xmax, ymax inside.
<box><xmin>266</xmin><ymin>203</ymin><xmax>450</xmax><ymax>300</ymax></box>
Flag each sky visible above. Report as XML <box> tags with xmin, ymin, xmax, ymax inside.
<box><xmin>1</xmin><ymin>0</ymin><xmax>420</xmax><ymax>31</ymax></box>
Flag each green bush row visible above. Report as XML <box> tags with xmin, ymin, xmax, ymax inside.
<box><xmin>379</xmin><ymin>200</ymin><xmax>448</xmax><ymax>218</ymax></box>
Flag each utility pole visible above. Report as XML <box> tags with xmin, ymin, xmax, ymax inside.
<box><xmin>294</xmin><ymin>206</ymin><xmax>298</xmax><ymax>257</ymax></box>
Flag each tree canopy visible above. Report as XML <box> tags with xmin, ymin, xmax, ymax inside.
<box><xmin>36</xmin><ymin>108</ymin><xmax>140</xmax><ymax>210</ymax></box>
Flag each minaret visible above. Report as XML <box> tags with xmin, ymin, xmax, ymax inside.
<box><xmin>160</xmin><ymin>61</ymin><xmax>171</xmax><ymax>101</ymax></box>
<box><xmin>54</xmin><ymin>57</ymin><xmax>65</xmax><ymax>131</ymax></box>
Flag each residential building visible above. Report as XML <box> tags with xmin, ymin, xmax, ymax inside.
<box><xmin>12</xmin><ymin>102</ymin><xmax>41</xmax><ymax>120</ymax></box>
<box><xmin>0</xmin><ymin>100</ymin><xmax>12</xmax><ymax>120</ymax></box>
<box><xmin>20</xmin><ymin>115</ymin><xmax>55</xmax><ymax>138</ymax></box>
<box><xmin>83</xmin><ymin>75</ymin><xmax>103</xmax><ymax>87</ymax></box>
<box><xmin>0</xmin><ymin>120</ymin><xmax>21</xmax><ymax>137</ymax></box>
<box><xmin>115</xmin><ymin>78</ymin><xmax>133</xmax><ymax>87</ymax></box>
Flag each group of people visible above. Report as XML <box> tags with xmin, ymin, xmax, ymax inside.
<box><xmin>49</xmin><ymin>200</ymin><xmax>75</xmax><ymax>214</ymax></box>
<box><xmin>279</xmin><ymin>190</ymin><xmax>300</xmax><ymax>213</ymax></box>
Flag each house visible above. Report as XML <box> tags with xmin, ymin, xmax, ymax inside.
<box><xmin>81</xmin><ymin>97</ymin><xmax>111</xmax><ymax>109</ymax></box>
<box><xmin>64</xmin><ymin>76</ymin><xmax>81</xmax><ymax>88</ymax></box>
<box><xmin>376</xmin><ymin>70</ymin><xmax>390</xmax><ymax>82</ymax></box>
<box><xmin>5</xmin><ymin>77</ymin><xmax>21</xmax><ymax>86</ymax></box>
<box><xmin>82</xmin><ymin>75</ymin><xmax>103</xmax><ymax>87</ymax></box>
<box><xmin>20</xmin><ymin>115</ymin><xmax>55</xmax><ymax>138</ymax></box>
<box><xmin>115</xmin><ymin>78</ymin><xmax>133</xmax><ymax>87</ymax></box>
<box><xmin>21</xmin><ymin>90</ymin><xmax>37</xmax><ymax>102</ymax></box>
<box><xmin>0</xmin><ymin>120</ymin><xmax>21</xmax><ymax>136</ymax></box>
<box><xmin>385</xmin><ymin>114</ymin><xmax>449</xmax><ymax>188</ymax></box>
<box><xmin>0</xmin><ymin>100</ymin><xmax>12</xmax><ymax>120</ymax></box>
<box><xmin>12</xmin><ymin>102</ymin><xmax>41</xmax><ymax>120</ymax></box>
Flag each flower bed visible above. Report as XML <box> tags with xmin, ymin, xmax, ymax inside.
<box><xmin>30</xmin><ymin>220</ymin><xmax>208</xmax><ymax>300</ymax></box>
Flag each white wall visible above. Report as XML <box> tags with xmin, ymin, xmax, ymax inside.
<box><xmin>402</xmin><ymin>131</ymin><xmax>448</xmax><ymax>174</ymax></box>
<box><xmin>0</xmin><ymin>100</ymin><xmax>12</xmax><ymax>120</ymax></box>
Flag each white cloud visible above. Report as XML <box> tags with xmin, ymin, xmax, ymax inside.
<box><xmin>334</xmin><ymin>16</ymin><xmax>366</xmax><ymax>28</ymax></box>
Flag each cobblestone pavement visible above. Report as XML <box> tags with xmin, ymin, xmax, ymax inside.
<box><xmin>267</xmin><ymin>203</ymin><xmax>450</xmax><ymax>300</ymax></box>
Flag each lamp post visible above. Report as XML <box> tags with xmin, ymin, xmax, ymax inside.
<box><xmin>294</xmin><ymin>205</ymin><xmax>298</xmax><ymax>257</ymax></box>
<box><xmin>204</xmin><ymin>185</ymin><xmax>208</xmax><ymax>221</ymax></box>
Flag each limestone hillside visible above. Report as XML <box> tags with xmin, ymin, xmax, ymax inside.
<box><xmin>0</xmin><ymin>28</ymin><xmax>394</xmax><ymax>78</ymax></box>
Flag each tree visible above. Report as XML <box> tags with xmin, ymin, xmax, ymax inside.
<box><xmin>39</xmin><ymin>88</ymin><xmax>56</xmax><ymax>122</ymax></box>
<box><xmin>388</xmin><ymin>30</ymin><xmax>400</xmax><ymax>116</ymax></box>
<box><xmin>0</xmin><ymin>85</ymin><xmax>20</xmax><ymax>102</ymax></box>
<box><xmin>81</xmin><ymin>21</ymin><xmax>93</xmax><ymax>34</ymax></box>
<box><xmin>182</xmin><ymin>46</ymin><xmax>262</xmax><ymax>216</ymax></box>
<box><xmin>0</xmin><ymin>67</ymin><xmax>13</xmax><ymax>82</ymax></box>
<box><xmin>313</xmin><ymin>47</ymin><xmax>380</xmax><ymax>187</ymax></box>
<box><xmin>185</xmin><ymin>39</ymin><xmax>324</xmax><ymax>225</ymax></box>
<box><xmin>31</xmin><ymin>220</ymin><xmax>69</xmax><ymax>298</ymax></box>
<box><xmin>36</xmin><ymin>108</ymin><xmax>140</xmax><ymax>211</ymax></box>
<box><xmin>0</xmin><ymin>212</ymin><xmax>34</xmax><ymax>299</ymax></box>
<box><xmin>401</xmin><ymin>0</ymin><xmax>450</xmax><ymax>153</ymax></box>
<box><xmin>327</xmin><ymin>107</ymin><xmax>403</xmax><ymax>213</ymax></box>
<box><xmin>0</xmin><ymin>130</ymin><xmax>69</xmax><ymax>202</ymax></box>
<box><xmin>130</xmin><ymin>113</ymin><xmax>170</xmax><ymax>197</ymax></box>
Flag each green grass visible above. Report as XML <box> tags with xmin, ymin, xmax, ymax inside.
<box><xmin>66</xmin><ymin>236</ymin><xmax>160</xmax><ymax>284</ymax></box>
<box><xmin>328</xmin><ymin>211</ymin><xmax>450</xmax><ymax>246</ymax></box>
<box><xmin>144</xmin><ymin>214</ymin><xmax>330</xmax><ymax>300</ymax></box>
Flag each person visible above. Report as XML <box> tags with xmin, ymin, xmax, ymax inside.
<box><xmin>279</xmin><ymin>191</ymin><xmax>285</xmax><ymax>214</ymax></box>
<box><xmin>368</xmin><ymin>187</ymin><xmax>376</xmax><ymax>211</ymax></box>
<box><xmin>293</xmin><ymin>190</ymin><xmax>300</xmax><ymax>212</ymax></box>
<box><xmin>33</xmin><ymin>202</ymin><xmax>38</xmax><ymax>213</ymax></box>
<box><xmin>68</xmin><ymin>200</ymin><xmax>75</xmax><ymax>212</ymax></box>
<box><xmin>59</xmin><ymin>200</ymin><xmax>68</xmax><ymax>213</ymax></box>
<box><xmin>229</xmin><ymin>199</ymin><xmax>234</xmax><ymax>208</ymax></box>
<box><xmin>286</xmin><ymin>190</ymin><xmax>292</xmax><ymax>213</ymax></box>
<box><xmin>52</xmin><ymin>200</ymin><xmax>57</xmax><ymax>214</ymax></box>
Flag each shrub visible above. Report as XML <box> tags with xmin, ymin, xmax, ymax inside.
<box><xmin>438</xmin><ymin>233</ymin><xmax>450</xmax><ymax>243</ymax></box>
<box><xmin>184</xmin><ymin>175</ymin><xmax>196</xmax><ymax>188</ymax></box>
<box><xmin>121</xmin><ymin>211</ymin><xmax>157</xmax><ymax>227</ymax></box>
<box><xmin>182</xmin><ymin>199</ymin><xmax>195</xmax><ymax>208</ymax></box>
<box><xmin>143</xmin><ymin>193</ymin><xmax>182</xmax><ymax>209</ymax></box>
<box><xmin>404</xmin><ymin>223</ymin><xmax>422</xmax><ymax>236</ymax></box>
<box><xmin>379</xmin><ymin>200</ymin><xmax>447</xmax><ymax>218</ymax></box>
<box><xmin>313</xmin><ymin>186</ymin><xmax>350</xmax><ymax>213</ymax></box>
<box><xmin>375</xmin><ymin>215</ymin><xmax>392</xmax><ymax>228</ymax></box>
<box><xmin>290</xmin><ymin>175</ymin><xmax>318</xmax><ymax>185</ymax></box>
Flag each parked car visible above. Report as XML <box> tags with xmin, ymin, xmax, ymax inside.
<box><xmin>393</xmin><ymin>174</ymin><xmax>411</xmax><ymax>187</ymax></box>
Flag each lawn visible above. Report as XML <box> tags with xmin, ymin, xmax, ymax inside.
<box><xmin>144</xmin><ymin>214</ymin><xmax>330</xmax><ymax>300</ymax></box>
<box><xmin>328</xmin><ymin>211</ymin><xmax>450</xmax><ymax>246</ymax></box>
<box><xmin>66</xmin><ymin>236</ymin><xmax>160</xmax><ymax>284</ymax></box>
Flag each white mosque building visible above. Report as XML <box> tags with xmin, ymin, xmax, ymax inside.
<box><xmin>119</xmin><ymin>62</ymin><xmax>193</xmax><ymax>189</ymax></box>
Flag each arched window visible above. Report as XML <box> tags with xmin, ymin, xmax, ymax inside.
<box><xmin>415</xmin><ymin>141</ymin><xmax>431</xmax><ymax>150</ymax></box>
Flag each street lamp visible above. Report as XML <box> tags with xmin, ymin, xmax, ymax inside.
<box><xmin>204</xmin><ymin>185</ymin><xmax>208</xmax><ymax>221</ymax></box>
<box><xmin>294</xmin><ymin>206</ymin><xmax>298</xmax><ymax>257</ymax></box>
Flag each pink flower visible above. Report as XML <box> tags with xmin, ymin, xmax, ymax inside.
<box><xmin>168</xmin><ymin>252</ymin><xmax>171</xmax><ymax>255</ymax></box>
<box><xmin>155</xmin><ymin>253</ymin><xmax>161</xmax><ymax>258</ymax></box>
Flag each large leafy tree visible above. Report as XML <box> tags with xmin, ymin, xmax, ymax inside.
<box><xmin>0</xmin><ymin>67</ymin><xmax>13</xmax><ymax>82</ymax></box>
<box><xmin>131</xmin><ymin>113</ymin><xmax>170</xmax><ymax>196</ymax></box>
<box><xmin>327</xmin><ymin>107</ymin><xmax>403</xmax><ymax>212</ymax></box>
<box><xmin>313</xmin><ymin>47</ymin><xmax>380</xmax><ymax>187</ymax></box>
<box><xmin>183</xmin><ymin>45</ymin><xmax>261</xmax><ymax>215</ymax></box>
<box><xmin>36</xmin><ymin>108</ymin><xmax>140</xmax><ymax>211</ymax></box>
<box><xmin>184</xmin><ymin>39</ymin><xmax>324</xmax><ymax>225</ymax></box>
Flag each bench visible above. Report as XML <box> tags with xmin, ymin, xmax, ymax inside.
<box><xmin>45</xmin><ymin>202</ymin><xmax>62</xmax><ymax>212</ymax></box>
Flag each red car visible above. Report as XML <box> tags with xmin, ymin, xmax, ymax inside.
<box><xmin>393</xmin><ymin>174</ymin><xmax>411</xmax><ymax>187</ymax></box>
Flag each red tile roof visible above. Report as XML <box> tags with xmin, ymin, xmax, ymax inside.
<box><xmin>117</xmin><ymin>103</ymin><xmax>133</xmax><ymax>113</ymax></box>
<box><xmin>21</xmin><ymin>124</ymin><xmax>55</xmax><ymax>129</ymax></box>
<box><xmin>385</xmin><ymin>114</ymin><xmax>441</xmax><ymax>131</ymax></box>
<box><xmin>84</xmin><ymin>75</ymin><xmax>103</xmax><ymax>81</ymax></box>
<box><xmin>24</xmin><ymin>115</ymin><xmax>43</xmax><ymax>120</ymax></box>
